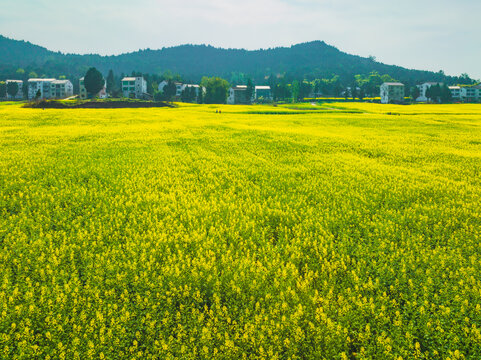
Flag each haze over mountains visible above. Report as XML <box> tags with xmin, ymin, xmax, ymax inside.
<box><xmin>0</xmin><ymin>35</ymin><xmax>472</xmax><ymax>85</ymax></box>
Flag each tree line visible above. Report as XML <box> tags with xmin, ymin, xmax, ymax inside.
<box><xmin>0</xmin><ymin>66</ymin><xmax>475</xmax><ymax>104</ymax></box>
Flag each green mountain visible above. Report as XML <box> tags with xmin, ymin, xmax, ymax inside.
<box><xmin>0</xmin><ymin>35</ymin><xmax>469</xmax><ymax>85</ymax></box>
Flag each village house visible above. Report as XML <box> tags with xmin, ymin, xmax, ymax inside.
<box><xmin>227</xmin><ymin>85</ymin><xmax>251</xmax><ymax>105</ymax></box>
<box><xmin>181</xmin><ymin>84</ymin><xmax>203</xmax><ymax>98</ymax></box>
<box><xmin>5</xmin><ymin>80</ymin><xmax>23</xmax><ymax>100</ymax></box>
<box><xmin>27</xmin><ymin>78</ymin><xmax>56</xmax><ymax>99</ymax></box>
<box><xmin>79</xmin><ymin>77</ymin><xmax>107</xmax><ymax>100</ymax></box>
<box><xmin>158</xmin><ymin>81</ymin><xmax>203</xmax><ymax>100</ymax></box>
<box><xmin>122</xmin><ymin>77</ymin><xmax>147</xmax><ymax>99</ymax></box>
<box><xmin>51</xmin><ymin>80</ymin><xmax>73</xmax><ymax>99</ymax></box>
<box><xmin>380</xmin><ymin>82</ymin><xmax>405</xmax><ymax>104</ymax></box>
<box><xmin>158</xmin><ymin>81</ymin><xmax>183</xmax><ymax>96</ymax></box>
<box><xmin>254</xmin><ymin>86</ymin><xmax>272</xmax><ymax>101</ymax></box>
<box><xmin>448</xmin><ymin>86</ymin><xmax>461</xmax><ymax>101</ymax></box>
<box><xmin>459</xmin><ymin>86</ymin><xmax>480</xmax><ymax>102</ymax></box>
<box><xmin>416</xmin><ymin>82</ymin><xmax>441</xmax><ymax>102</ymax></box>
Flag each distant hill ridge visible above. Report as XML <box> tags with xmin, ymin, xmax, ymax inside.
<box><xmin>0</xmin><ymin>35</ymin><xmax>466</xmax><ymax>84</ymax></box>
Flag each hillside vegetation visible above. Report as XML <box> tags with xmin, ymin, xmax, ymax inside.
<box><xmin>0</xmin><ymin>103</ymin><xmax>480</xmax><ymax>359</ymax></box>
<box><xmin>0</xmin><ymin>35</ymin><xmax>469</xmax><ymax>85</ymax></box>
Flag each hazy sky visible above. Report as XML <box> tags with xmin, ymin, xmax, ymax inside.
<box><xmin>1</xmin><ymin>0</ymin><xmax>480</xmax><ymax>79</ymax></box>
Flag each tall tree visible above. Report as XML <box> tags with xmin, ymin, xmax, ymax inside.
<box><xmin>163</xmin><ymin>80</ymin><xmax>177</xmax><ymax>102</ymax></box>
<box><xmin>440</xmin><ymin>84</ymin><xmax>453</xmax><ymax>103</ymax></box>
<box><xmin>84</xmin><ymin>67</ymin><xmax>104</xmax><ymax>98</ymax></box>
<box><xmin>197</xmin><ymin>86</ymin><xmax>204</xmax><ymax>104</ymax></box>
<box><xmin>246</xmin><ymin>78</ymin><xmax>254</xmax><ymax>103</ymax></box>
<box><xmin>410</xmin><ymin>86</ymin><xmax>420</xmax><ymax>101</ymax></box>
<box><xmin>6</xmin><ymin>82</ymin><xmax>19</xmax><ymax>98</ymax></box>
<box><xmin>0</xmin><ymin>82</ymin><xmax>6</xmax><ymax>98</ymax></box>
<box><xmin>106</xmin><ymin>70</ymin><xmax>116</xmax><ymax>95</ymax></box>
<box><xmin>201</xmin><ymin>77</ymin><xmax>230</xmax><ymax>104</ymax></box>
<box><xmin>291</xmin><ymin>80</ymin><xmax>300</xmax><ymax>102</ymax></box>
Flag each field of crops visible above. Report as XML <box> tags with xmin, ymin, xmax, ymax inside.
<box><xmin>0</xmin><ymin>102</ymin><xmax>480</xmax><ymax>359</ymax></box>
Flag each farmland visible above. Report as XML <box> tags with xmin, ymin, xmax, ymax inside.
<box><xmin>0</xmin><ymin>102</ymin><xmax>481</xmax><ymax>359</ymax></box>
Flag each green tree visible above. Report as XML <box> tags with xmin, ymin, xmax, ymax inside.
<box><xmin>410</xmin><ymin>86</ymin><xmax>420</xmax><ymax>101</ymax></box>
<box><xmin>299</xmin><ymin>81</ymin><xmax>312</xmax><ymax>100</ymax></box>
<box><xmin>291</xmin><ymin>80</ymin><xmax>300</xmax><ymax>102</ymax></box>
<box><xmin>430</xmin><ymin>84</ymin><xmax>442</xmax><ymax>103</ymax></box>
<box><xmin>153</xmin><ymin>90</ymin><xmax>164</xmax><ymax>102</ymax></box>
<box><xmin>440</xmin><ymin>84</ymin><xmax>453</xmax><ymax>103</ymax></box>
<box><xmin>351</xmin><ymin>84</ymin><xmax>357</xmax><ymax>100</ymax></box>
<box><xmin>28</xmin><ymin>71</ymin><xmax>38</xmax><ymax>78</ymax></box>
<box><xmin>197</xmin><ymin>87</ymin><xmax>204</xmax><ymax>104</ymax></box>
<box><xmin>163</xmin><ymin>80</ymin><xmax>177</xmax><ymax>102</ymax></box>
<box><xmin>0</xmin><ymin>82</ymin><xmax>6</xmax><ymax>98</ymax></box>
<box><xmin>106</xmin><ymin>70</ymin><xmax>116</xmax><ymax>96</ymax></box>
<box><xmin>84</xmin><ymin>67</ymin><xmax>104</xmax><ymax>98</ymax></box>
<box><xmin>16</xmin><ymin>68</ymin><xmax>25</xmax><ymax>76</ymax></box>
<box><xmin>359</xmin><ymin>88</ymin><xmax>365</xmax><ymax>100</ymax></box>
<box><xmin>246</xmin><ymin>78</ymin><xmax>254</xmax><ymax>103</ymax></box>
<box><xmin>7</xmin><ymin>82</ymin><xmax>19</xmax><ymax>98</ymax></box>
<box><xmin>201</xmin><ymin>77</ymin><xmax>230</xmax><ymax>104</ymax></box>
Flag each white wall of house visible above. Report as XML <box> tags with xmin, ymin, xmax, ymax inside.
<box><xmin>449</xmin><ymin>86</ymin><xmax>461</xmax><ymax>100</ymax></box>
<box><xmin>459</xmin><ymin>87</ymin><xmax>480</xmax><ymax>102</ymax></box>
<box><xmin>380</xmin><ymin>83</ymin><xmax>405</xmax><ymax>104</ymax></box>
<box><xmin>27</xmin><ymin>79</ymin><xmax>56</xmax><ymax>99</ymax></box>
<box><xmin>227</xmin><ymin>86</ymin><xmax>248</xmax><ymax>104</ymax></box>
<box><xmin>254</xmin><ymin>86</ymin><xmax>272</xmax><ymax>101</ymax></box>
<box><xmin>416</xmin><ymin>82</ymin><xmax>439</xmax><ymax>102</ymax></box>
<box><xmin>51</xmin><ymin>80</ymin><xmax>73</xmax><ymax>99</ymax></box>
<box><xmin>122</xmin><ymin>77</ymin><xmax>147</xmax><ymax>98</ymax></box>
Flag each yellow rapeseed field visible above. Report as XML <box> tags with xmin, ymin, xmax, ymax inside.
<box><xmin>0</xmin><ymin>102</ymin><xmax>480</xmax><ymax>359</ymax></box>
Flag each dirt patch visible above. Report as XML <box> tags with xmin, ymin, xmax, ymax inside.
<box><xmin>24</xmin><ymin>100</ymin><xmax>175</xmax><ymax>109</ymax></box>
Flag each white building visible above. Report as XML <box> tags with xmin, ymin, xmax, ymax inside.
<box><xmin>5</xmin><ymin>80</ymin><xmax>23</xmax><ymax>100</ymax></box>
<box><xmin>459</xmin><ymin>86</ymin><xmax>480</xmax><ymax>102</ymax></box>
<box><xmin>416</xmin><ymin>82</ymin><xmax>440</xmax><ymax>102</ymax></box>
<box><xmin>227</xmin><ymin>85</ymin><xmax>250</xmax><ymax>105</ymax></box>
<box><xmin>254</xmin><ymin>86</ymin><xmax>272</xmax><ymax>101</ymax></box>
<box><xmin>158</xmin><ymin>81</ymin><xmax>203</xmax><ymax>100</ymax></box>
<box><xmin>79</xmin><ymin>77</ymin><xmax>107</xmax><ymax>100</ymax></box>
<box><xmin>449</xmin><ymin>86</ymin><xmax>461</xmax><ymax>101</ymax></box>
<box><xmin>122</xmin><ymin>77</ymin><xmax>147</xmax><ymax>99</ymax></box>
<box><xmin>51</xmin><ymin>80</ymin><xmax>73</xmax><ymax>99</ymax></box>
<box><xmin>27</xmin><ymin>79</ymin><xmax>56</xmax><ymax>100</ymax></box>
<box><xmin>181</xmin><ymin>84</ymin><xmax>203</xmax><ymax>97</ymax></box>
<box><xmin>380</xmin><ymin>82</ymin><xmax>405</xmax><ymax>104</ymax></box>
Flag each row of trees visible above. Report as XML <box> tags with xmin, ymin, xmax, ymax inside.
<box><xmin>0</xmin><ymin>81</ymin><xmax>20</xmax><ymax>98</ymax></box>
<box><xmin>2</xmin><ymin>66</ymin><xmax>467</xmax><ymax>104</ymax></box>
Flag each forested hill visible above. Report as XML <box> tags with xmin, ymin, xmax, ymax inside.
<box><xmin>0</xmin><ymin>35</ymin><xmax>468</xmax><ymax>84</ymax></box>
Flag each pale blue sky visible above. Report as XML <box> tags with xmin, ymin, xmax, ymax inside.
<box><xmin>1</xmin><ymin>0</ymin><xmax>480</xmax><ymax>79</ymax></box>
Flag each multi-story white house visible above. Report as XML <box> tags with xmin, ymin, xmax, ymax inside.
<box><xmin>254</xmin><ymin>86</ymin><xmax>272</xmax><ymax>101</ymax></box>
<box><xmin>27</xmin><ymin>78</ymin><xmax>74</xmax><ymax>100</ymax></box>
<box><xmin>5</xmin><ymin>80</ymin><xmax>23</xmax><ymax>100</ymax></box>
<box><xmin>122</xmin><ymin>77</ymin><xmax>147</xmax><ymax>99</ymax></box>
<box><xmin>380</xmin><ymin>82</ymin><xmax>405</xmax><ymax>104</ymax></box>
<box><xmin>449</xmin><ymin>86</ymin><xmax>461</xmax><ymax>101</ymax></box>
<box><xmin>51</xmin><ymin>80</ymin><xmax>73</xmax><ymax>99</ymax></box>
<box><xmin>416</xmin><ymin>82</ymin><xmax>440</xmax><ymax>102</ymax></box>
<box><xmin>459</xmin><ymin>86</ymin><xmax>480</xmax><ymax>102</ymax></box>
<box><xmin>79</xmin><ymin>77</ymin><xmax>107</xmax><ymax>100</ymax></box>
<box><xmin>28</xmin><ymin>79</ymin><xmax>56</xmax><ymax>99</ymax></box>
<box><xmin>181</xmin><ymin>84</ymin><xmax>203</xmax><ymax>98</ymax></box>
